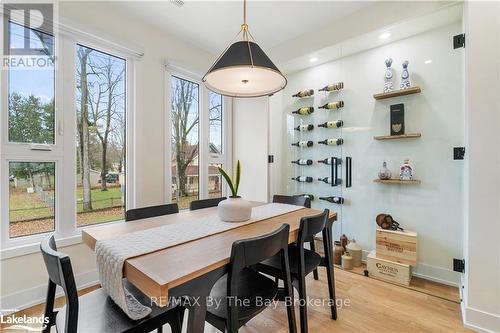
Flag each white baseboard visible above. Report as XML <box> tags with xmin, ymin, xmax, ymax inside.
<box><xmin>462</xmin><ymin>305</ymin><xmax>500</xmax><ymax>333</ymax></box>
<box><xmin>0</xmin><ymin>270</ymin><xmax>98</xmax><ymax>314</ymax></box>
<box><xmin>361</xmin><ymin>249</ymin><xmax>461</xmax><ymax>287</ymax></box>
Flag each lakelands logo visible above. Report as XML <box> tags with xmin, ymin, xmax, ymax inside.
<box><xmin>1</xmin><ymin>311</ymin><xmax>49</xmax><ymax>331</ymax></box>
<box><xmin>2</xmin><ymin>2</ymin><xmax>56</xmax><ymax>69</ymax></box>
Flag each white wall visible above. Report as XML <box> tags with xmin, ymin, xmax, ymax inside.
<box><xmin>232</xmin><ymin>97</ymin><xmax>269</xmax><ymax>202</ymax></box>
<box><xmin>0</xmin><ymin>1</ymin><xmax>214</xmax><ymax>310</ymax></box>
<box><xmin>463</xmin><ymin>2</ymin><xmax>500</xmax><ymax>332</ymax></box>
<box><xmin>271</xmin><ymin>21</ymin><xmax>465</xmax><ymax>286</ymax></box>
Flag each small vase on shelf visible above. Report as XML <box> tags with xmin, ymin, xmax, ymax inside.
<box><xmin>400</xmin><ymin>159</ymin><xmax>413</xmax><ymax>180</ymax></box>
<box><xmin>383</xmin><ymin>58</ymin><xmax>394</xmax><ymax>93</ymax></box>
<box><xmin>400</xmin><ymin>60</ymin><xmax>411</xmax><ymax>89</ymax></box>
<box><xmin>378</xmin><ymin>161</ymin><xmax>392</xmax><ymax>180</ymax></box>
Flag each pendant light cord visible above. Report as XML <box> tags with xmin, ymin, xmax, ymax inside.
<box><xmin>242</xmin><ymin>0</ymin><xmax>254</xmax><ymax>68</ymax></box>
<box><xmin>203</xmin><ymin>0</ymin><xmax>256</xmax><ymax>79</ymax></box>
<box><xmin>243</xmin><ymin>0</ymin><xmax>247</xmax><ymax>26</ymax></box>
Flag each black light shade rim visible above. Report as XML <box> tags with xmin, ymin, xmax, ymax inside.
<box><xmin>203</xmin><ymin>40</ymin><xmax>287</xmax><ymax>97</ymax></box>
<box><xmin>203</xmin><ymin>65</ymin><xmax>287</xmax><ymax>97</ymax></box>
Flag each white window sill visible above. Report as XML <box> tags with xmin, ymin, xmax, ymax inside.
<box><xmin>0</xmin><ymin>233</ymin><xmax>82</xmax><ymax>261</ymax></box>
<box><xmin>1</xmin><ymin>233</ymin><xmax>83</xmax><ymax>260</ymax></box>
<box><xmin>1</xmin><ymin>219</ymin><xmax>126</xmax><ymax>260</ymax></box>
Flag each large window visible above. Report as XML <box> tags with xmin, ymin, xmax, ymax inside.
<box><xmin>75</xmin><ymin>45</ymin><xmax>126</xmax><ymax>227</ymax></box>
<box><xmin>1</xmin><ymin>17</ymin><xmax>135</xmax><ymax>247</ymax></box>
<box><xmin>8</xmin><ymin>161</ymin><xmax>55</xmax><ymax>238</ymax></box>
<box><xmin>8</xmin><ymin>22</ymin><xmax>55</xmax><ymax>144</ymax></box>
<box><xmin>170</xmin><ymin>76</ymin><xmax>199</xmax><ymax>209</ymax></box>
<box><xmin>168</xmin><ymin>72</ymin><xmax>229</xmax><ymax>208</ymax></box>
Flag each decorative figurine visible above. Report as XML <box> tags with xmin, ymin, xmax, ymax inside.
<box><xmin>378</xmin><ymin>161</ymin><xmax>392</xmax><ymax>180</ymax></box>
<box><xmin>400</xmin><ymin>159</ymin><xmax>413</xmax><ymax>180</ymax></box>
<box><xmin>376</xmin><ymin>213</ymin><xmax>404</xmax><ymax>231</ymax></box>
<box><xmin>400</xmin><ymin>60</ymin><xmax>411</xmax><ymax>89</ymax></box>
<box><xmin>384</xmin><ymin>58</ymin><xmax>394</xmax><ymax>92</ymax></box>
<box><xmin>340</xmin><ymin>234</ymin><xmax>348</xmax><ymax>250</ymax></box>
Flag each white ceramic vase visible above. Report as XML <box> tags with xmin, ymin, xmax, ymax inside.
<box><xmin>217</xmin><ymin>197</ymin><xmax>252</xmax><ymax>222</ymax></box>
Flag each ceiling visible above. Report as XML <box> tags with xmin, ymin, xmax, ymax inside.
<box><xmin>119</xmin><ymin>1</ymin><xmax>372</xmax><ymax>55</ymax></box>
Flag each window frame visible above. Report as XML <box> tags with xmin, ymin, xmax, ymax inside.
<box><xmin>0</xmin><ymin>15</ymin><xmax>140</xmax><ymax>251</ymax></box>
<box><xmin>165</xmin><ymin>63</ymin><xmax>232</xmax><ymax>205</ymax></box>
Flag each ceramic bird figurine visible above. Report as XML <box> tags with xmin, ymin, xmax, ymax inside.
<box><xmin>384</xmin><ymin>58</ymin><xmax>394</xmax><ymax>93</ymax></box>
<box><xmin>400</xmin><ymin>60</ymin><xmax>411</xmax><ymax>89</ymax></box>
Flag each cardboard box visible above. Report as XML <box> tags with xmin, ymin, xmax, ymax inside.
<box><xmin>367</xmin><ymin>250</ymin><xmax>412</xmax><ymax>286</ymax></box>
<box><xmin>376</xmin><ymin>228</ymin><xmax>417</xmax><ymax>266</ymax></box>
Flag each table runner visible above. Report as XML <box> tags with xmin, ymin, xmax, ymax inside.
<box><xmin>95</xmin><ymin>203</ymin><xmax>303</xmax><ymax>320</ymax></box>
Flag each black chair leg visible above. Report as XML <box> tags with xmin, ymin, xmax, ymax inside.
<box><xmin>323</xmin><ymin>228</ymin><xmax>337</xmax><ymax>320</ymax></box>
<box><xmin>309</xmin><ymin>238</ymin><xmax>319</xmax><ymax>280</ymax></box>
<box><xmin>166</xmin><ymin>307</ymin><xmax>183</xmax><ymax>333</ymax></box>
<box><xmin>281</xmin><ymin>249</ymin><xmax>297</xmax><ymax>333</ymax></box>
<box><xmin>297</xmin><ymin>273</ymin><xmax>308</xmax><ymax>333</ymax></box>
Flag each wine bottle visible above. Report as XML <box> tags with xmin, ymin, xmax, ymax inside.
<box><xmin>292</xmin><ymin>107</ymin><xmax>314</xmax><ymax>115</ymax></box>
<box><xmin>291</xmin><ymin>176</ymin><xmax>313</xmax><ymax>183</ymax></box>
<box><xmin>319</xmin><ymin>101</ymin><xmax>344</xmax><ymax>110</ymax></box>
<box><xmin>318</xmin><ymin>157</ymin><xmax>341</xmax><ymax>165</ymax></box>
<box><xmin>299</xmin><ymin>193</ymin><xmax>315</xmax><ymax>201</ymax></box>
<box><xmin>318</xmin><ymin>120</ymin><xmax>343</xmax><ymax>129</ymax></box>
<box><xmin>291</xmin><ymin>140</ymin><xmax>313</xmax><ymax>148</ymax></box>
<box><xmin>319</xmin><ymin>196</ymin><xmax>344</xmax><ymax>204</ymax></box>
<box><xmin>291</xmin><ymin>159</ymin><xmax>313</xmax><ymax>165</ymax></box>
<box><xmin>318</xmin><ymin>177</ymin><xmax>342</xmax><ymax>185</ymax></box>
<box><xmin>294</xmin><ymin>124</ymin><xmax>314</xmax><ymax>131</ymax></box>
<box><xmin>292</xmin><ymin>89</ymin><xmax>314</xmax><ymax>98</ymax></box>
<box><xmin>318</xmin><ymin>138</ymin><xmax>344</xmax><ymax>146</ymax></box>
<box><xmin>318</xmin><ymin>82</ymin><xmax>344</xmax><ymax>92</ymax></box>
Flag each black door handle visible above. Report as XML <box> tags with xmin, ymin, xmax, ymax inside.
<box><xmin>346</xmin><ymin>157</ymin><xmax>352</xmax><ymax>188</ymax></box>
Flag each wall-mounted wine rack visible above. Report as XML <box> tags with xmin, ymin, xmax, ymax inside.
<box><xmin>290</xmin><ymin>82</ymin><xmax>346</xmax><ymax>205</ymax></box>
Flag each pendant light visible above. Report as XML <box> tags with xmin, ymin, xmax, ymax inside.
<box><xmin>202</xmin><ymin>0</ymin><xmax>287</xmax><ymax>98</ymax></box>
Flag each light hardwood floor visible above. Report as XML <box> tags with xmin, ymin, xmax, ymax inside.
<box><xmin>2</xmin><ymin>268</ymin><xmax>470</xmax><ymax>333</ymax></box>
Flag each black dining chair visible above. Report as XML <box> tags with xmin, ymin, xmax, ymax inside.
<box><xmin>189</xmin><ymin>197</ymin><xmax>227</xmax><ymax>211</ymax></box>
<box><xmin>125</xmin><ymin>203</ymin><xmax>179</xmax><ymax>221</ymax></box>
<box><xmin>272</xmin><ymin>194</ymin><xmax>320</xmax><ymax>280</ymax></box>
<box><xmin>272</xmin><ymin>194</ymin><xmax>311</xmax><ymax>208</ymax></box>
<box><xmin>256</xmin><ymin>209</ymin><xmax>337</xmax><ymax>333</ymax></box>
<box><xmin>205</xmin><ymin>224</ymin><xmax>297</xmax><ymax>333</ymax></box>
<box><xmin>40</xmin><ymin>235</ymin><xmax>184</xmax><ymax>333</ymax></box>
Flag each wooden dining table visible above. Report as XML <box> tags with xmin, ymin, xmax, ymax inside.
<box><xmin>82</xmin><ymin>202</ymin><xmax>337</xmax><ymax>333</ymax></box>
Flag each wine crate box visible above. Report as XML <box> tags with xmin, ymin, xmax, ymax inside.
<box><xmin>376</xmin><ymin>228</ymin><xmax>417</xmax><ymax>266</ymax></box>
<box><xmin>367</xmin><ymin>250</ymin><xmax>412</xmax><ymax>286</ymax></box>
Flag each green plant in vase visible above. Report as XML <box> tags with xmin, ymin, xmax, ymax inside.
<box><xmin>217</xmin><ymin>160</ymin><xmax>252</xmax><ymax>222</ymax></box>
<box><xmin>218</xmin><ymin>160</ymin><xmax>241</xmax><ymax>198</ymax></box>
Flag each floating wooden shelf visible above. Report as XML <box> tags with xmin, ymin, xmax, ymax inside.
<box><xmin>374</xmin><ymin>133</ymin><xmax>422</xmax><ymax>140</ymax></box>
<box><xmin>373</xmin><ymin>86</ymin><xmax>421</xmax><ymax>100</ymax></box>
<box><xmin>374</xmin><ymin>179</ymin><xmax>421</xmax><ymax>185</ymax></box>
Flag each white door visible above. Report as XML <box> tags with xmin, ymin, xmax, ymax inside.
<box><xmin>232</xmin><ymin>97</ymin><xmax>269</xmax><ymax>202</ymax></box>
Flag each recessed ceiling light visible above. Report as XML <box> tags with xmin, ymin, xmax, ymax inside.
<box><xmin>310</xmin><ymin>57</ymin><xmax>318</xmax><ymax>63</ymax></box>
<box><xmin>424</xmin><ymin>59</ymin><xmax>433</xmax><ymax>64</ymax></box>
<box><xmin>378</xmin><ymin>32</ymin><xmax>391</xmax><ymax>40</ymax></box>
<box><xmin>170</xmin><ymin>0</ymin><xmax>184</xmax><ymax>7</ymax></box>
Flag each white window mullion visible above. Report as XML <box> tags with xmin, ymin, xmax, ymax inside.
<box><xmin>126</xmin><ymin>58</ymin><xmax>137</xmax><ymax>210</ymax></box>
<box><xmin>164</xmin><ymin>69</ymin><xmax>173</xmax><ymax>204</ymax></box>
<box><xmin>59</xmin><ymin>35</ymin><xmax>77</xmax><ymax>237</ymax></box>
<box><xmin>199</xmin><ymin>87</ymin><xmax>209</xmax><ymax>200</ymax></box>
